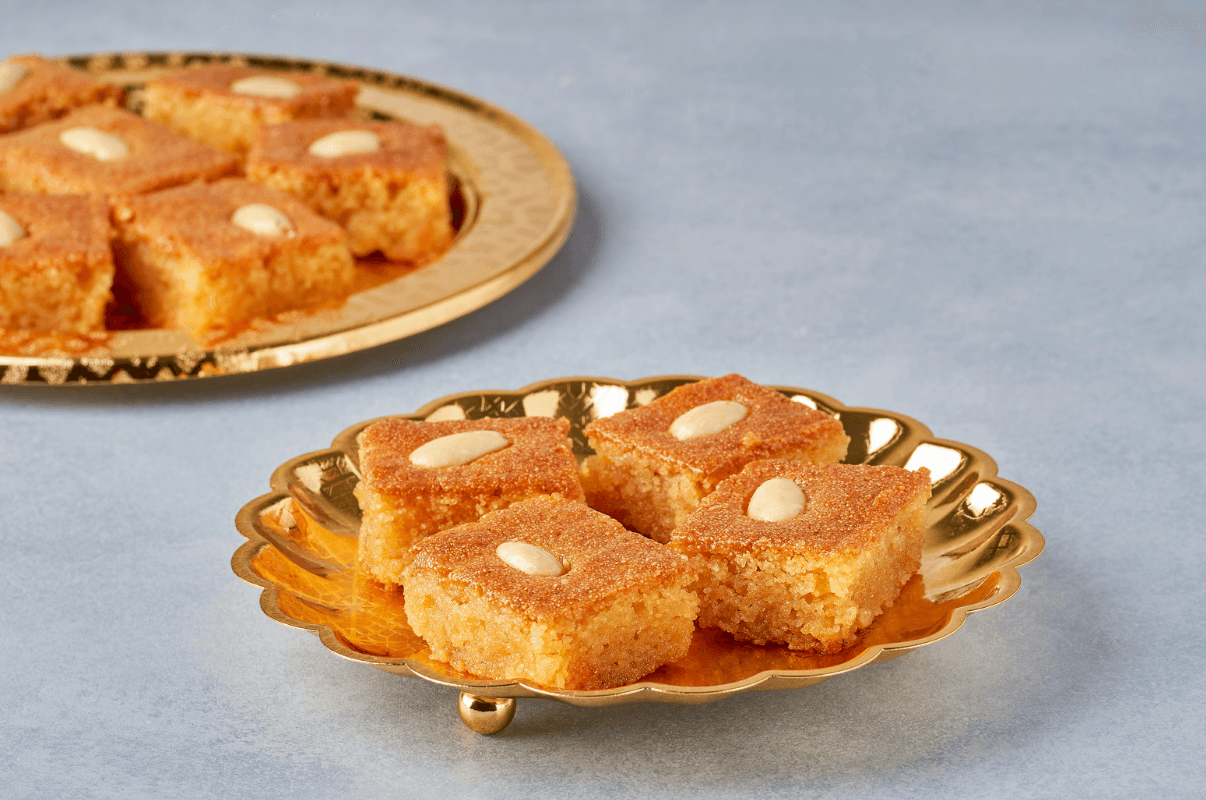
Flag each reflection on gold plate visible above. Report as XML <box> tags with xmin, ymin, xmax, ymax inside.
<box><xmin>233</xmin><ymin>376</ymin><xmax>1044</xmax><ymax>732</ymax></box>
<box><xmin>0</xmin><ymin>51</ymin><xmax>574</xmax><ymax>386</ymax></box>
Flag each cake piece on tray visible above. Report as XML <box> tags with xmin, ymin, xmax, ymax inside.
<box><xmin>110</xmin><ymin>177</ymin><xmax>354</xmax><ymax>336</ymax></box>
<box><xmin>142</xmin><ymin>63</ymin><xmax>359</xmax><ymax>157</ymax></box>
<box><xmin>403</xmin><ymin>495</ymin><xmax>699</xmax><ymax>690</ymax></box>
<box><xmin>0</xmin><ymin>193</ymin><xmax>113</xmax><ymax>331</ymax></box>
<box><xmin>246</xmin><ymin>118</ymin><xmax>453</xmax><ymax>263</ymax></box>
<box><xmin>580</xmin><ymin>374</ymin><xmax>850</xmax><ymax>543</ymax></box>
<box><xmin>669</xmin><ymin>460</ymin><xmax>931</xmax><ymax>653</ymax></box>
<box><xmin>353</xmin><ymin>416</ymin><xmax>585</xmax><ymax>589</ymax></box>
<box><xmin>0</xmin><ymin>105</ymin><xmax>237</xmax><ymax>196</ymax></box>
<box><xmin>0</xmin><ymin>54</ymin><xmax>125</xmax><ymax>134</ymax></box>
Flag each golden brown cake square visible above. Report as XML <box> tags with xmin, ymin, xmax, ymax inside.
<box><xmin>0</xmin><ymin>193</ymin><xmax>113</xmax><ymax>331</ymax></box>
<box><xmin>580</xmin><ymin>374</ymin><xmax>850</xmax><ymax>543</ymax></box>
<box><xmin>354</xmin><ymin>416</ymin><xmax>585</xmax><ymax>589</ymax></box>
<box><xmin>0</xmin><ymin>54</ymin><xmax>125</xmax><ymax>134</ymax></box>
<box><xmin>245</xmin><ymin>119</ymin><xmax>453</xmax><ymax>263</ymax></box>
<box><xmin>110</xmin><ymin>177</ymin><xmax>354</xmax><ymax>336</ymax></box>
<box><xmin>142</xmin><ymin>64</ymin><xmax>358</xmax><ymax>157</ymax></box>
<box><xmin>669</xmin><ymin>460</ymin><xmax>931</xmax><ymax>653</ymax></box>
<box><xmin>0</xmin><ymin>105</ymin><xmax>237</xmax><ymax>196</ymax></box>
<box><xmin>403</xmin><ymin>495</ymin><xmax>699</xmax><ymax>690</ymax></box>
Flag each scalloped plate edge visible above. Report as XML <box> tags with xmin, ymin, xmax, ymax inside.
<box><xmin>232</xmin><ymin>375</ymin><xmax>1045</xmax><ymax>706</ymax></box>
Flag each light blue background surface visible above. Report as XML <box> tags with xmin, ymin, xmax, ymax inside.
<box><xmin>3</xmin><ymin>1</ymin><xmax>1204</xmax><ymax>797</ymax></box>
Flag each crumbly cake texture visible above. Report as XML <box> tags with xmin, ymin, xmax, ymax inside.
<box><xmin>354</xmin><ymin>416</ymin><xmax>585</xmax><ymax>588</ymax></box>
<box><xmin>669</xmin><ymin>461</ymin><xmax>931</xmax><ymax>653</ymax></box>
<box><xmin>0</xmin><ymin>54</ymin><xmax>125</xmax><ymax>134</ymax></box>
<box><xmin>580</xmin><ymin>374</ymin><xmax>850</xmax><ymax>543</ymax></box>
<box><xmin>143</xmin><ymin>64</ymin><xmax>358</xmax><ymax>157</ymax></box>
<box><xmin>0</xmin><ymin>193</ymin><xmax>113</xmax><ymax>331</ymax></box>
<box><xmin>0</xmin><ymin>105</ymin><xmax>237</xmax><ymax>196</ymax></box>
<box><xmin>109</xmin><ymin>178</ymin><xmax>354</xmax><ymax>336</ymax></box>
<box><xmin>246</xmin><ymin>119</ymin><xmax>453</xmax><ymax>263</ymax></box>
<box><xmin>403</xmin><ymin>495</ymin><xmax>699</xmax><ymax>690</ymax></box>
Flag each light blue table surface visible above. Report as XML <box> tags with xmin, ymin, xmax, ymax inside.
<box><xmin>3</xmin><ymin>1</ymin><xmax>1203</xmax><ymax>798</ymax></box>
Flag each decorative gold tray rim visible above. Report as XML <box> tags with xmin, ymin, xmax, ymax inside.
<box><xmin>0</xmin><ymin>51</ymin><xmax>576</xmax><ymax>386</ymax></box>
<box><xmin>232</xmin><ymin>375</ymin><xmax>1044</xmax><ymax>709</ymax></box>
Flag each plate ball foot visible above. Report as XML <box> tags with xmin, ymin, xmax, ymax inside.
<box><xmin>458</xmin><ymin>693</ymin><xmax>516</xmax><ymax>734</ymax></box>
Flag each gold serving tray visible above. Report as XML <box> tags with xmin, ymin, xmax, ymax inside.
<box><xmin>0</xmin><ymin>52</ymin><xmax>575</xmax><ymax>385</ymax></box>
<box><xmin>232</xmin><ymin>375</ymin><xmax>1044</xmax><ymax>734</ymax></box>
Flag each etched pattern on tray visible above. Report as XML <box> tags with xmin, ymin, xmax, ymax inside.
<box><xmin>0</xmin><ymin>51</ymin><xmax>574</xmax><ymax>385</ymax></box>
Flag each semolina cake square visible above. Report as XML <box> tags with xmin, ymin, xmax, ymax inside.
<box><xmin>580</xmin><ymin>374</ymin><xmax>850</xmax><ymax>543</ymax></box>
<box><xmin>0</xmin><ymin>54</ymin><xmax>125</xmax><ymax>134</ymax></box>
<box><xmin>246</xmin><ymin>119</ymin><xmax>453</xmax><ymax>263</ymax></box>
<box><xmin>142</xmin><ymin>64</ymin><xmax>358</xmax><ymax>157</ymax></box>
<box><xmin>354</xmin><ymin>416</ymin><xmax>585</xmax><ymax>589</ymax></box>
<box><xmin>0</xmin><ymin>105</ymin><xmax>237</xmax><ymax>196</ymax></box>
<box><xmin>669</xmin><ymin>460</ymin><xmax>932</xmax><ymax>653</ymax></box>
<box><xmin>0</xmin><ymin>193</ymin><xmax>113</xmax><ymax>331</ymax></box>
<box><xmin>403</xmin><ymin>495</ymin><xmax>699</xmax><ymax>690</ymax></box>
<box><xmin>110</xmin><ymin>177</ymin><xmax>354</xmax><ymax>336</ymax></box>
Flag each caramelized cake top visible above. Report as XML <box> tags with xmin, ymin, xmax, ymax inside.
<box><xmin>0</xmin><ymin>193</ymin><xmax>110</xmax><ymax>274</ymax></box>
<box><xmin>111</xmin><ymin>178</ymin><xmax>347</xmax><ymax>263</ymax></box>
<box><xmin>406</xmin><ymin>495</ymin><xmax>693</xmax><ymax>623</ymax></box>
<box><xmin>0</xmin><ymin>54</ymin><xmax>125</xmax><ymax>134</ymax></box>
<box><xmin>146</xmin><ymin>64</ymin><xmax>357</xmax><ymax>116</ymax></box>
<box><xmin>671</xmin><ymin>461</ymin><xmax>932</xmax><ymax>557</ymax></box>
<box><xmin>248</xmin><ymin>118</ymin><xmax>447</xmax><ymax>180</ymax></box>
<box><xmin>584</xmin><ymin>374</ymin><xmax>850</xmax><ymax>481</ymax></box>
<box><xmin>0</xmin><ymin>105</ymin><xmax>237</xmax><ymax>194</ymax></box>
<box><xmin>357</xmin><ymin>416</ymin><xmax>584</xmax><ymax>500</ymax></box>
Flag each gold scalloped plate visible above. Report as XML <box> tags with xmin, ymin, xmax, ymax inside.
<box><xmin>232</xmin><ymin>376</ymin><xmax>1044</xmax><ymax>731</ymax></box>
<box><xmin>0</xmin><ymin>51</ymin><xmax>575</xmax><ymax>386</ymax></box>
